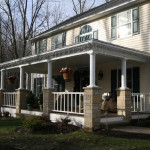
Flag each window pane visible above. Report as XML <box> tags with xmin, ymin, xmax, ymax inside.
<box><xmin>118</xmin><ymin>10</ymin><xmax>131</xmax><ymax>26</ymax></box>
<box><xmin>118</xmin><ymin>24</ymin><xmax>131</xmax><ymax>38</ymax></box>
<box><xmin>111</xmin><ymin>28</ymin><xmax>116</xmax><ymax>38</ymax></box>
<box><xmin>133</xmin><ymin>21</ymin><xmax>138</xmax><ymax>33</ymax></box>
<box><xmin>111</xmin><ymin>16</ymin><xmax>116</xmax><ymax>27</ymax></box>
<box><xmin>133</xmin><ymin>9</ymin><xmax>138</xmax><ymax>21</ymax></box>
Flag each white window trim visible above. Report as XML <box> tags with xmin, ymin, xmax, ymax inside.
<box><xmin>112</xmin><ymin>8</ymin><xmax>138</xmax><ymax>40</ymax></box>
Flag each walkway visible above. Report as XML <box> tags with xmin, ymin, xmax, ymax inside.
<box><xmin>113</xmin><ymin>126</ymin><xmax>150</xmax><ymax>135</ymax></box>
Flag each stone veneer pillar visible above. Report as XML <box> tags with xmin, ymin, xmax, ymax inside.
<box><xmin>117</xmin><ymin>88</ymin><xmax>131</xmax><ymax>121</ymax></box>
<box><xmin>43</xmin><ymin>88</ymin><xmax>55</xmax><ymax>117</ymax></box>
<box><xmin>16</xmin><ymin>89</ymin><xmax>28</xmax><ymax>114</ymax></box>
<box><xmin>84</xmin><ymin>87</ymin><xmax>101</xmax><ymax>132</ymax></box>
<box><xmin>0</xmin><ymin>90</ymin><xmax>4</xmax><ymax>116</ymax></box>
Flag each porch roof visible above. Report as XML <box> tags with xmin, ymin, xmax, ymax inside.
<box><xmin>0</xmin><ymin>39</ymin><xmax>149</xmax><ymax>70</ymax></box>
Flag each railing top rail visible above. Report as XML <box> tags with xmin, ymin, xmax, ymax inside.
<box><xmin>52</xmin><ymin>92</ymin><xmax>84</xmax><ymax>94</ymax></box>
<box><xmin>131</xmin><ymin>93</ymin><xmax>144</xmax><ymax>95</ymax></box>
<box><xmin>3</xmin><ymin>92</ymin><xmax>17</xmax><ymax>94</ymax></box>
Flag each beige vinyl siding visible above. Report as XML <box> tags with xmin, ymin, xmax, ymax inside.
<box><xmin>33</xmin><ymin>2</ymin><xmax>150</xmax><ymax>53</ymax></box>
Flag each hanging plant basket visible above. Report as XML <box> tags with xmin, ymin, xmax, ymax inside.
<box><xmin>60</xmin><ymin>67</ymin><xmax>73</xmax><ymax>82</ymax></box>
<box><xmin>63</xmin><ymin>73</ymin><xmax>72</xmax><ymax>82</ymax></box>
<box><xmin>6</xmin><ymin>76</ymin><xmax>16</xmax><ymax>84</ymax></box>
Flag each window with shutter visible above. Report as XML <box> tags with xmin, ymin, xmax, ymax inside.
<box><xmin>111</xmin><ymin>7</ymin><xmax>139</xmax><ymax>39</ymax></box>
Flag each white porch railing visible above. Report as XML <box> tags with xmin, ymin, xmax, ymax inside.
<box><xmin>3</xmin><ymin>92</ymin><xmax>17</xmax><ymax>107</ymax></box>
<box><xmin>131</xmin><ymin>93</ymin><xmax>146</xmax><ymax>112</ymax></box>
<box><xmin>52</xmin><ymin>92</ymin><xmax>84</xmax><ymax>114</ymax></box>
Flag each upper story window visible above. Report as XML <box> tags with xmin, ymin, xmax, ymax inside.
<box><xmin>111</xmin><ymin>7</ymin><xmax>139</xmax><ymax>39</ymax></box>
<box><xmin>75</xmin><ymin>25</ymin><xmax>98</xmax><ymax>43</ymax></box>
<box><xmin>51</xmin><ymin>32</ymin><xmax>66</xmax><ymax>50</ymax></box>
<box><xmin>35</xmin><ymin>39</ymin><xmax>47</xmax><ymax>54</ymax></box>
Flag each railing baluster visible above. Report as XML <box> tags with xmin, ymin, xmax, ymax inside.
<box><xmin>67</xmin><ymin>94</ymin><xmax>69</xmax><ymax>112</ymax></box>
<box><xmin>143</xmin><ymin>94</ymin><xmax>146</xmax><ymax>111</ymax></box>
<box><xmin>57</xmin><ymin>94</ymin><xmax>59</xmax><ymax>111</ymax></box>
<box><xmin>60</xmin><ymin>94</ymin><xmax>62</xmax><ymax>111</ymax></box>
<box><xmin>54</xmin><ymin>94</ymin><xmax>55</xmax><ymax>110</ymax></box>
<box><xmin>133</xmin><ymin>95</ymin><xmax>135</xmax><ymax>112</ymax></box>
<box><xmin>137</xmin><ymin>95</ymin><xmax>138</xmax><ymax>111</ymax></box>
<box><xmin>140</xmin><ymin>95</ymin><xmax>142</xmax><ymax>111</ymax></box>
<box><xmin>75</xmin><ymin>94</ymin><xmax>77</xmax><ymax>113</ymax></box>
<box><xmin>71</xmin><ymin>94</ymin><xmax>73</xmax><ymax>112</ymax></box>
<box><xmin>64</xmin><ymin>94</ymin><xmax>65</xmax><ymax>111</ymax></box>
<box><xmin>79</xmin><ymin>94</ymin><xmax>81</xmax><ymax>113</ymax></box>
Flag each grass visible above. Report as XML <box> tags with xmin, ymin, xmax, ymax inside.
<box><xmin>0</xmin><ymin>118</ymin><xmax>150</xmax><ymax>150</ymax></box>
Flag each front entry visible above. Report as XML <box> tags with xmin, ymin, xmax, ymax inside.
<box><xmin>74</xmin><ymin>67</ymin><xmax>89</xmax><ymax>92</ymax></box>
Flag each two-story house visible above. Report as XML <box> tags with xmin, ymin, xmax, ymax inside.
<box><xmin>0</xmin><ymin>0</ymin><xmax>150</xmax><ymax>130</ymax></box>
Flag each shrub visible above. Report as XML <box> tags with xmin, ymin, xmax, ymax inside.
<box><xmin>23</xmin><ymin>116</ymin><xmax>44</xmax><ymax>132</ymax></box>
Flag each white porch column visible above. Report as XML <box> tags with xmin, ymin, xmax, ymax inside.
<box><xmin>121</xmin><ymin>59</ymin><xmax>127</xmax><ymax>89</ymax></box>
<box><xmin>88</xmin><ymin>52</ymin><xmax>96</xmax><ymax>87</ymax></box>
<box><xmin>26</xmin><ymin>73</ymin><xmax>31</xmax><ymax>91</ymax></box>
<box><xmin>1</xmin><ymin>69</ymin><xmax>4</xmax><ymax>90</ymax></box>
<box><xmin>47</xmin><ymin>61</ymin><xmax>52</xmax><ymax>89</ymax></box>
<box><xmin>20</xmin><ymin>66</ymin><xmax>24</xmax><ymax>89</ymax></box>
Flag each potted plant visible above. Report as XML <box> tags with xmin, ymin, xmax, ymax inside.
<box><xmin>38</xmin><ymin>94</ymin><xmax>43</xmax><ymax>111</ymax></box>
<box><xmin>6</xmin><ymin>76</ymin><xmax>16</xmax><ymax>84</ymax></box>
<box><xmin>60</xmin><ymin>67</ymin><xmax>73</xmax><ymax>82</ymax></box>
<box><xmin>26</xmin><ymin>91</ymin><xmax>34</xmax><ymax>110</ymax></box>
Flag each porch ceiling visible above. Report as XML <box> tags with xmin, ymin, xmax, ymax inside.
<box><xmin>0</xmin><ymin>39</ymin><xmax>149</xmax><ymax>71</ymax></box>
<box><xmin>22</xmin><ymin>54</ymin><xmax>117</xmax><ymax>74</ymax></box>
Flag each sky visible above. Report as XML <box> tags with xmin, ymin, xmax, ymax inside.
<box><xmin>49</xmin><ymin>0</ymin><xmax>106</xmax><ymax>16</ymax></box>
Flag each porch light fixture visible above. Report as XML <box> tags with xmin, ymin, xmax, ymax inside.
<box><xmin>98</xmin><ymin>70</ymin><xmax>103</xmax><ymax>80</ymax></box>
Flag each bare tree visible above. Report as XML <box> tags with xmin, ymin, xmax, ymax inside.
<box><xmin>0</xmin><ymin>0</ymin><xmax>46</xmax><ymax>60</ymax></box>
<box><xmin>71</xmin><ymin>0</ymin><xmax>96</xmax><ymax>15</ymax></box>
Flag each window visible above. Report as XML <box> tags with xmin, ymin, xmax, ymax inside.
<box><xmin>34</xmin><ymin>77</ymin><xmax>44</xmax><ymax>97</ymax></box>
<box><xmin>111</xmin><ymin>7</ymin><xmax>139</xmax><ymax>39</ymax></box>
<box><xmin>51</xmin><ymin>32</ymin><xmax>66</xmax><ymax>50</ymax></box>
<box><xmin>35</xmin><ymin>39</ymin><xmax>47</xmax><ymax>54</ymax></box>
<box><xmin>75</xmin><ymin>25</ymin><xmax>98</xmax><ymax>44</ymax></box>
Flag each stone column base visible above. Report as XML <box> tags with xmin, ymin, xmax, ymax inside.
<box><xmin>16</xmin><ymin>89</ymin><xmax>28</xmax><ymax>114</ymax></box>
<box><xmin>83</xmin><ymin>87</ymin><xmax>101</xmax><ymax>132</ymax></box>
<box><xmin>43</xmin><ymin>88</ymin><xmax>55</xmax><ymax>117</ymax></box>
<box><xmin>117</xmin><ymin>88</ymin><xmax>131</xmax><ymax>121</ymax></box>
<box><xmin>0</xmin><ymin>90</ymin><xmax>5</xmax><ymax>116</ymax></box>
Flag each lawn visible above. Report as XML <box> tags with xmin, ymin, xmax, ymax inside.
<box><xmin>0</xmin><ymin>118</ymin><xmax>150</xmax><ymax>150</ymax></box>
